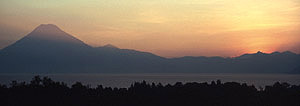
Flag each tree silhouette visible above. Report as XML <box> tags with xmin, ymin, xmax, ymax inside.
<box><xmin>0</xmin><ymin>76</ymin><xmax>299</xmax><ymax>106</ymax></box>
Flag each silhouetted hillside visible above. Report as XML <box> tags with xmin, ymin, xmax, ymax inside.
<box><xmin>0</xmin><ymin>24</ymin><xmax>166</xmax><ymax>73</ymax></box>
<box><xmin>0</xmin><ymin>76</ymin><xmax>299</xmax><ymax>106</ymax></box>
<box><xmin>0</xmin><ymin>24</ymin><xmax>299</xmax><ymax>73</ymax></box>
<box><xmin>292</xmin><ymin>65</ymin><xmax>300</xmax><ymax>73</ymax></box>
<box><xmin>167</xmin><ymin>51</ymin><xmax>300</xmax><ymax>73</ymax></box>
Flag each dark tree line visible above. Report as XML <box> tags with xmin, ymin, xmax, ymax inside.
<box><xmin>0</xmin><ymin>76</ymin><xmax>299</xmax><ymax>106</ymax></box>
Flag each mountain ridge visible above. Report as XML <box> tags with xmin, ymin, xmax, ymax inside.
<box><xmin>0</xmin><ymin>24</ymin><xmax>299</xmax><ymax>73</ymax></box>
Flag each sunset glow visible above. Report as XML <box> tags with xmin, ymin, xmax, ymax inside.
<box><xmin>0</xmin><ymin>0</ymin><xmax>299</xmax><ymax>57</ymax></box>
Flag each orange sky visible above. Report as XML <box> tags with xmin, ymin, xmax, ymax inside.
<box><xmin>0</xmin><ymin>0</ymin><xmax>299</xmax><ymax>57</ymax></box>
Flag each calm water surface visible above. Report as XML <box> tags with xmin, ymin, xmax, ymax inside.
<box><xmin>0</xmin><ymin>73</ymin><xmax>299</xmax><ymax>88</ymax></box>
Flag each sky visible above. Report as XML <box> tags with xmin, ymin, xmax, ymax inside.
<box><xmin>0</xmin><ymin>0</ymin><xmax>299</xmax><ymax>57</ymax></box>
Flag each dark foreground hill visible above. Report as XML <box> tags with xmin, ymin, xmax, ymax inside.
<box><xmin>0</xmin><ymin>76</ymin><xmax>299</xmax><ymax>106</ymax></box>
<box><xmin>0</xmin><ymin>24</ymin><xmax>299</xmax><ymax>73</ymax></box>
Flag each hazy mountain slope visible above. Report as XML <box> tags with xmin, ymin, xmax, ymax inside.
<box><xmin>0</xmin><ymin>24</ymin><xmax>166</xmax><ymax>73</ymax></box>
<box><xmin>0</xmin><ymin>24</ymin><xmax>94</xmax><ymax>73</ymax></box>
<box><xmin>0</xmin><ymin>24</ymin><xmax>299</xmax><ymax>73</ymax></box>
<box><xmin>168</xmin><ymin>51</ymin><xmax>300</xmax><ymax>73</ymax></box>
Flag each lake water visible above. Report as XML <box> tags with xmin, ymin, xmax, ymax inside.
<box><xmin>0</xmin><ymin>73</ymin><xmax>299</xmax><ymax>88</ymax></box>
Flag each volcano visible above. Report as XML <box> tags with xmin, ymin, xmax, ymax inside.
<box><xmin>0</xmin><ymin>24</ymin><xmax>299</xmax><ymax>73</ymax></box>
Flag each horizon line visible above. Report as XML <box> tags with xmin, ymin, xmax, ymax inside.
<box><xmin>0</xmin><ymin>24</ymin><xmax>299</xmax><ymax>58</ymax></box>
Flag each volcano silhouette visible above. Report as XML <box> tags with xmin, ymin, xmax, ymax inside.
<box><xmin>0</xmin><ymin>24</ymin><xmax>299</xmax><ymax>73</ymax></box>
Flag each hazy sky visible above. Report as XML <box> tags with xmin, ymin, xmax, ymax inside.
<box><xmin>0</xmin><ymin>0</ymin><xmax>299</xmax><ymax>57</ymax></box>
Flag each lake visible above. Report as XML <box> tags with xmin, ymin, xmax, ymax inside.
<box><xmin>0</xmin><ymin>73</ymin><xmax>299</xmax><ymax>88</ymax></box>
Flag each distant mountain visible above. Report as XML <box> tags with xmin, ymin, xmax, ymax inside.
<box><xmin>0</xmin><ymin>24</ymin><xmax>166</xmax><ymax>73</ymax></box>
<box><xmin>167</xmin><ymin>51</ymin><xmax>300</xmax><ymax>73</ymax></box>
<box><xmin>292</xmin><ymin>66</ymin><xmax>300</xmax><ymax>73</ymax></box>
<box><xmin>0</xmin><ymin>24</ymin><xmax>92</xmax><ymax>57</ymax></box>
<box><xmin>0</xmin><ymin>24</ymin><xmax>93</xmax><ymax>73</ymax></box>
<box><xmin>0</xmin><ymin>24</ymin><xmax>299</xmax><ymax>73</ymax></box>
<box><xmin>101</xmin><ymin>44</ymin><xmax>119</xmax><ymax>49</ymax></box>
